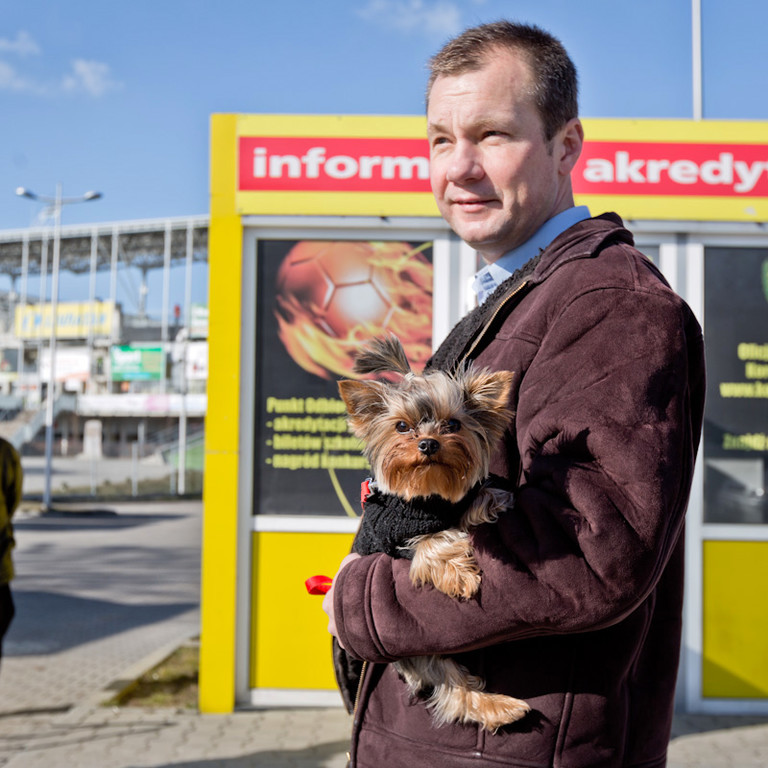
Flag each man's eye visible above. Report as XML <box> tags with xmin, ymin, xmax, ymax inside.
<box><xmin>443</xmin><ymin>419</ymin><xmax>461</xmax><ymax>433</ymax></box>
<box><xmin>395</xmin><ymin>421</ymin><xmax>411</xmax><ymax>433</ymax></box>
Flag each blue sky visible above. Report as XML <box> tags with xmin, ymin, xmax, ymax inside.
<box><xmin>1</xmin><ymin>0</ymin><xmax>767</xmax><ymax>312</ymax></box>
<box><xmin>2</xmin><ymin>0</ymin><xmax>767</xmax><ymax>229</ymax></box>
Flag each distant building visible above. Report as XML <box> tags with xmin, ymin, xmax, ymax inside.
<box><xmin>0</xmin><ymin>215</ymin><xmax>208</xmax><ymax>458</ymax></box>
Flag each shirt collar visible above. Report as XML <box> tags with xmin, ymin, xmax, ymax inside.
<box><xmin>472</xmin><ymin>206</ymin><xmax>591</xmax><ymax>304</ymax></box>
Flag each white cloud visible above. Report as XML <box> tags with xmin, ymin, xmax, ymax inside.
<box><xmin>61</xmin><ymin>59</ymin><xmax>121</xmax><ymax>97</ymax></box>
<box><xmin>0</xmin><ymin>30</ymin><xmax>41</xmax><ymax>57</ymax></box>
<box><xmin>0</xmin><ymin>32</ymin><xmax>119</xmax><ymax>98</ymax></box>
<box><xmin>0</xmin><ymin>60</ymin><xmax>43</xmax><ymax>93</ymax></box>
<box><xmin>357</xmin><ymin>0</ymin><xmax>463</xmax><ymax>38</ymax></box>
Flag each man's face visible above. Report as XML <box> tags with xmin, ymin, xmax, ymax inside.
<box><xmin>427</xmin><ymin>49</ymin><xmax>581</xmax><ymax>263</ymax></box>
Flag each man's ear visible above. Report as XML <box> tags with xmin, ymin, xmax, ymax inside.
<box><xmin>557</xmin><ymin>117</ymin><xmax>583</xmax><ymax>177</ymax></box>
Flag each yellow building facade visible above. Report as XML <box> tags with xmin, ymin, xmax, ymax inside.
<box><xmin>202</xmin><ymin>114</ymin><xmax>768</xmax><ymax>715</ymax></box>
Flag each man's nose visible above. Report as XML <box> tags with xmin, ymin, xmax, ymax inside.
<box><xmin>446</xmin><ymin>141</ymin><xmax>484</xmax><ymax>184</ymax></box>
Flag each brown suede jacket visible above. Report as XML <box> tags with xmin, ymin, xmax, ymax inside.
<box><xmin>333</xmin><ymin>214</ymin><xmax>706</xmax><ymax>768</ymax></box>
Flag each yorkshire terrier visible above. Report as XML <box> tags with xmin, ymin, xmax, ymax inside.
<box><xmin>337</xmin><ymin>335</ymin><xmax>530</xmax><ymax>731</ymax></box>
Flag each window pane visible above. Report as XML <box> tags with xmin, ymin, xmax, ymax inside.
<box><xmin>253</xmin><ymin>239</ymin><xmax>434</xmax><ymax>516</ymax></box>
<box><xmin>703</xmin><ymin>247</ymin><xmax>768</xmax><ymax>524</ymax></box>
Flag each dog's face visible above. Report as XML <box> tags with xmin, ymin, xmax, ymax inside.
<box><xmin>338</xmin><ymin>367</ymin><xmax>513</xmax><ymax>502</ymax></box>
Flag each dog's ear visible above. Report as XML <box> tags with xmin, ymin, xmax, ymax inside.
<box><xmin>353</xmin><ymin>335</ymin><xmax>412</xmax><ymax>378</ymax></box>
<box><xmin>338</xmin><ymin>379</ymin><xmax>389</xmax><ymax>430</ymax></box>
<box><xmin>462</xmin><ymin>370</ymin><xmax>515</xmax><ymax>439</ymax></box>
<box><xmin>463</xmin><ymin>369</ymin><xmax>514</xmax><ymax>412</ymax></box>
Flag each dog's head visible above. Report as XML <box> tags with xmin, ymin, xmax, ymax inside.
<box><xmin>338</xmin><ymin>336</ymin><xmax>514</xmax><ymax>502</ymax></box>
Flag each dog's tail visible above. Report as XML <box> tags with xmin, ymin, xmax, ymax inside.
<box><xmin>396</xmin><ymin>656</ymin><xmax>530</xmax><ymax>732</ymax></box>
<box><xmin>353</xmin><ymin>335</ymin><xmax>412</xmax><ymax>377</ymax></box>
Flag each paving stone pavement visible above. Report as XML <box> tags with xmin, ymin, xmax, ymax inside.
<box><xmin>2</xmin><ymin>706</ymin><xmax>768</xmax><ymax>768</ymax></box>
<box><xmin>668</xmin><ymin>715</ymin><xmax>768</xmax><ymax>767</ymax></box>
<box><xmin>0</xmin><ymin>707</ymin><xmax>353</xmax><ymax>767</ymax></box>
<box><xmin>0</xmin><ymin>499</ymin><xmax>767</xmax><ymax>767</ymax></box>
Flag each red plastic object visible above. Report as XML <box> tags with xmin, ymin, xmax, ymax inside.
<box><xmin>305</xmin><ymin>575</ymin><xmax>333</xmax><ymax>595</ymax></box>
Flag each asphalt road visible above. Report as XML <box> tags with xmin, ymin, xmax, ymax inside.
<box><xmin>1</xmin><ymin>499</ymin><xmax>201</xmax><ymax>715</ymax></box>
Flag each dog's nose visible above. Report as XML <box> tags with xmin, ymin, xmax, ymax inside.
<box><xmin>418</xmin><ymin>438</ymin><xmax>440</xmax><ymax>456</ymax></box>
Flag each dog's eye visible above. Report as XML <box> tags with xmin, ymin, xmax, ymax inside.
<box><xmin>395</xmin><ymin>421</ymin><xmax>411</xmax><ymax>433</ymax></box>
<box><xmin>443</xmin><ymin>418</ymin><xmax>461</xmax><ymax>433</ymax></box>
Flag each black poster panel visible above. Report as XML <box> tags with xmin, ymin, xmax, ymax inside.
<box><xmin>254</xmin><ymin>239</ymin><xmax>433</xmax><ymax>516</ymax></box>
<box><xmin>703</xmin><ymin>247</ymin><xmax>768</xmax><ymax>523</ymax></box>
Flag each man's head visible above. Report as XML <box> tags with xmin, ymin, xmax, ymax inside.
<box><xmin>426</xmin><ymin>21</ymin><xmax>584</xmax><ymax>263</ymax></box>
<box><xmin>427</xmin><ymin>20</ymin><xmax>579</xmax><ymax>143</ymax></box>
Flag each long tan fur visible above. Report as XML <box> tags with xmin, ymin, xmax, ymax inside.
<box><xmin>338</xmin><ymin>335</ymin><xmax>530</xmax><ymax>731</ymax></box>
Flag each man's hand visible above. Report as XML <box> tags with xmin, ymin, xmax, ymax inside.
<box><xmin>322</xmin><ymin>552</ymin><xmax>361</xmax><ymax>646</ymax></box>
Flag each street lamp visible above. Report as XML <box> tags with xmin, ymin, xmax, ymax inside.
<box><xmin>16</xmin><ymin>184</ymin><xmax>102</xmax><ymax>510</ymax></box>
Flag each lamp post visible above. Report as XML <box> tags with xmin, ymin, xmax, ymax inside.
<box><xmin>16</xmin><ymin>185</ymin><xmax>102</xmax><ymax>510</ymax></box>
<box><xmin>692</xmin><ymin>0</ymin><xmax>703</xmax><ymax>120</ymax></box>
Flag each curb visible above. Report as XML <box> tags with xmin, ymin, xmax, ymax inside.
<box><xmin>80</xmin><ymin>634</ymin><xmax>200</xmax><ymax>709</ymax></box>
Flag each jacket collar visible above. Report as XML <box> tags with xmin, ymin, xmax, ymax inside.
<box><xmin>531</xmin><ymin>212</ymin><xmax>634</xmax><ymax>284</ymax></box>
<box><xmin>426</xmin><ymin>214</ymin><xmax>635</xmax><ymax>374</ymax></box>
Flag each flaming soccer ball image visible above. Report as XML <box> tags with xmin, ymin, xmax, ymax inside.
<box><xmin>275</xmin><ymin>240</ymin><xmax>433</xmax><ymax>379</ymax></box>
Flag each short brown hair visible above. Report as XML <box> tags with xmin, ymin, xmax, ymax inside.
<box><xmin>427</xmin><ymin>20</ymin><xmax>579</xmax><ymax>142</ymax></box>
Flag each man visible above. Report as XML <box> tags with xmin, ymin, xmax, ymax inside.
<box><xmin>0</xmin><ymin>437</ymin><xmax>22</xmax><ymax>667</ymax></box>
<box><xmin>324</xmin><ymin>20</ymin><xmax>705</xmax><ymax>768</ymax></box>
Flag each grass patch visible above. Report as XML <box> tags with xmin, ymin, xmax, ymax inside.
<box><xmin>51</xmin><ymin>470</ymin><xmax>204</xmax><ymax>499</ymax></box>
<box><xmin>165</xmin><ymin>441</ymin><xmax>206</xmax><ymax>471</ymax></box>
<box><xmin>106</xmin><ymin>642</ymin><xmax>199</xmax><ymax>709</ymax></box>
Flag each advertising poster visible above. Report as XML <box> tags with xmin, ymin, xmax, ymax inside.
<box><xmin>254</xmin><ymin>239</ymin><xmax>433</xmax><ymax>517</ymax></box>
<box><xmin>15</xmin><ymin>300</ymin><xmax>117</xmax><ymax>340</ymax></box>
<box><xmin>39</xmin><ymin>346</ymin><xmax>90</xmax><ymax>384</ymax></box>
<box><xmin>111</xmin><ymin>346</ymin><xmax>164</xmax><ymax>381</ymax></box>
<box><xmin>703</xmin><ymin>247</ymin><xmax>768</xmax><ymax>523</ymax></box>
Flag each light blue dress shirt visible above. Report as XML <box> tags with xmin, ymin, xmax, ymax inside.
<box><xmin>472</xmin><ymin>206</ymin><xmax>591</xmax><ymax>304</ymax></box>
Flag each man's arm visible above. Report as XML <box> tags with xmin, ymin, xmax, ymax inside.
<box><xmin>332</xmin><ymin>287</ymin><xmax>704</xmax><ymax>662</ymax></box>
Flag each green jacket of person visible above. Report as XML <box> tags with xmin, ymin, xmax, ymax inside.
<box><xmin>0</xmin><ymin>439</ymin><xmax>23</xmax><ymax>586</ymax></box>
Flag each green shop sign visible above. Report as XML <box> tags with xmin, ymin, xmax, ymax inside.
<box><xmin>111</xmin><ymin>346</ymin><xmax>164</xmax><ymax>381</ymax></box>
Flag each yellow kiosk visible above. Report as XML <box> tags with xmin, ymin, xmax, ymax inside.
<box><xmin>201</xmin><ymin>114</ymin><xmax>768</xmax><ymax>715</ymax></box>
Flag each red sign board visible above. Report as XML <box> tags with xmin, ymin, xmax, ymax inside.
<box><xmin>573</xmin><ymin>141</ymin><xmax>768</xmax><ymax>198</ymax></box>
<box><xmin>238</xmin><ymin>136</ymin><xmax>431</xmax><ymax>193</ymax></box>
<box><xmin>239</xmin><ymin>136</ymin><xmax>768</xmax><ymax>199</ymax></box>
